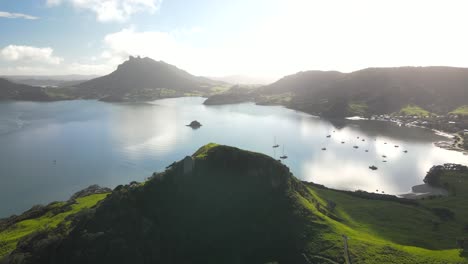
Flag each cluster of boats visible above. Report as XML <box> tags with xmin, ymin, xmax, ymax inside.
<box><xmin>273</xmin><ymin>133</ymin><xmax>410</xmax><ymax>167</ymax></box>
<box><xmin>322</xmin><ymin>133</ymin><xmax>409</xmax><ymax>171</ymax></box>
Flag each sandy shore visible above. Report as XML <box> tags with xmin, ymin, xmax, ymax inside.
<box><xmin>400</xmin><ymin>183</ymin><xmax>448</xmax><ymax>199</ymax></box>
<box><xmin>434</xmin><ymin>133</ymin><xmax>468</xmax><ymax>155</ymax></box>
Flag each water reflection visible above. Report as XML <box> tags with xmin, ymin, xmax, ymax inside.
<box><xmin>0</xmin><ymin>97</ymin><xmax>467</xmax><ymax>217</ymax></box>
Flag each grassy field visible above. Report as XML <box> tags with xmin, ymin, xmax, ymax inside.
<box><xmin>301</xmin><ymin>168</ymin><xmax>468</xmax><ymax>263</ymax></box>
<box><xmin>348</xmin><ymin>102</ymin><xmax>368</xmax><ymax>116</ymax></box>
<box><xmin>398</xmin><ymin>105</ymin><xmax>432</xmax><ymax>117</ymax></box>
<box><xmin>256</xmin><ymin>93</ymin><xmax>292</xmax><ymax>105</ymax></box>
<box><xmin>208</xmin><ymin>85</ymin><xmax>231</xmax><ymax>94</ymax></box>
<box><xmin>0</xmin><ymin>193</ymin><xmax>109</xmax><ymax>258</ymax></box>
<box><xmin>450</xmin><ymin>106</ymin><xmax>468</xmax><ymax>116</ymax></box>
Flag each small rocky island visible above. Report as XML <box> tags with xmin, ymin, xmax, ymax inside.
<box><xmin>187</xmin><ymin>120</ymin><xmax>202</xmax><ymax>129</ymax></box>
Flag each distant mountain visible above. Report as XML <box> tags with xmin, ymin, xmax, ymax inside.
<box><xmin>205</xmin><ymin>67</ymin><xmax>468</xmax><ymax>117</ymax></box>
<box><xmin>0</xmin><ymin>78</ymin><xmax>52</xmax><ymax>101</ymax></box>
<box><xmin>70</xmin><ymin>56</ymin><xmax>224</xmax><ymax>102</ymax></box>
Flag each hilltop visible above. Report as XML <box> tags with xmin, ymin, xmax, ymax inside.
<box><xmin>1</xmin><ymin>144</ymin><xmax>468</xmax><ymax>263</ymax></box>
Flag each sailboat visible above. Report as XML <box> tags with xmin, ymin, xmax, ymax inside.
<box><xmin>280</xmin><ymin>145</ymin><xmax>288</xmax><ymax>159</ymax></box>
<box><xmin>272</xmin><ymin>136</ymin><xmax>279</xmax><ymax>148</ymax></box>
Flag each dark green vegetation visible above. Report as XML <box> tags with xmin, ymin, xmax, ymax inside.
<box><xmin>0</xmin><ymin>185</ymin><xmax>110</xmax><ymax>259</ymax></box>
<box><xmin>205</xmin><ymin>67</ymin><xmax>468</xmax><ymax>118</ymax></box>
<box><xmin>0</xmin><ymin>78</ymin><xmax>53</xmax><ymax>101</ymax></box>
<box><xmin>1</xmin><ymin>145</ymin><xmax>468</xmax><ymax>263</ymax></box>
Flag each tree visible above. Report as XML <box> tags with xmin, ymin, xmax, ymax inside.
<box><xmin>423</xmin><ymin>165</ymin><xmax>444</xmax><ymax>186</ymax></box>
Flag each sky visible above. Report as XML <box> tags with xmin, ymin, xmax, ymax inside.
<box><xmin>1</xmin><ymin>0</ymin><xmax>468</xmax><ymax>80</ymax></box>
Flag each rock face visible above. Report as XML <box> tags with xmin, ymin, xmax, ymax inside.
<box><xmin>187</xmin><ymin>120</ymin><xmax>202</xmax><ymax>128</ymax></box>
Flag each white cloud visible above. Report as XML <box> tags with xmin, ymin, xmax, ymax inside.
<box><xmin>46</xmin><ymin>0</ymin><xmax>62</xmax><ymax>6</ymax></box>
<box><xmin>98</xmin><ymin>0</ymin><xmax>468</xmax><ymax>78</ymax></box>
<box><xmin>100</xmin><ymin>27</ymin><xmax>258</xmax><ymax>77</ymax></box>
<box><xmin>0</xmin><ymin>11</ymin><xmax>38</xmax><ymax>20</ymax></box>
<box><xmin>6</xmin><ymin>0</ymin><xmax>468</xmax><ymax>78</ymax></box>
<box><xmin>103</xmin><ymin>28</ymin><xmax>181</xmax><ymax>60</ymax></box>
<box><xmin>0</xmin><ymin>45</ymin><xmax>63</xmax><ymax>65</ymax></box>
<box><xmin>47</xmin><ymin>0</ymin><xmax>162</xmax><ymax>22</ymax></box>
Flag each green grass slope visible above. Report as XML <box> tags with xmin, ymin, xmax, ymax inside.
<box><xmin>347</xmin><ymin>102</ymin><xmax>368</xmax><ymax>116</ymax></box>
<box><xmin>0</xmin><ymin>193</ymin><xmax>108</xmax><ymax>258</ymax></box>
<box><xmin>397</xmin><ymin>105</ymin><xmax>432</xmax><ymax>117</ymax></box>
<box><xmin>304</xmin><ymin>183</ymin><xmax>467</xmax><ymax>263</ymax></box>
<box><xmin>451</xmin><ymin>106</ymin><xmax>468</xmax><ymax>116</ymax></box>
<box><xmin>2</xmin><ymin>145</ymin><xmax>468</xmax><ymax>264</ymax></box>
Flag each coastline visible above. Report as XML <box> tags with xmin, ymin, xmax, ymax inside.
<box><xmin>360</xmin><ymin>114</ymin><xmax>468</xmax><ymax>154</ymax></box>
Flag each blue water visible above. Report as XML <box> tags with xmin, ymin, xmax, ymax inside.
<box><xmin>0</xmin><ymin>97</ymin><xmax>467</xmax><ymax>217</ymax></box>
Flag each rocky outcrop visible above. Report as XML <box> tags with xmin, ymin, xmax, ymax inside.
<box><xmin>186</xmin><ymin>120</ymin><xmax>202</xmax><ymax>128</ymax></box>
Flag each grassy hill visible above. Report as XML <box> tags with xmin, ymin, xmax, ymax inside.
<box><xmin>397</xmin><ymin>105</ymin><xmax>432</xmax><ymax>117</ymax></box>
<box><xmin>1</xmin><ymin>145</ymin><xmax>467</xmax><ymax>264</ymax></box>
<box><xmin>0</xmin><ymin>191</ymin><xmax>109</xmax><ymax>259</ymax></box>
<box><xmin>451</xmin><ymin>106</ymin><xmax>468</xmax><ymax>116</ymax></box>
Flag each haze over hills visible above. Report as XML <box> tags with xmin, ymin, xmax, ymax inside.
<box><xmin>0</xmin><ymin>78</ymin><xmax>52</xmax><ymax>101</ymax></box>
<box><xmin>2</xmin><ymin>57</ymin><xmax>468</xmax><ymax>118</ymax></box>
<box><xmin>3</xmin><ymin>75</ymin><xmax>99</xmax><ymax>88</ymax></box>
<box><xmin>68</xmin><ymin>56</ymin><xmax>226</xmax><ymax>102</ymax></box>
<box><xmin>205</xmin><ymin>66</ymin><xmax>468</xmax><ymax>117</ymax></box>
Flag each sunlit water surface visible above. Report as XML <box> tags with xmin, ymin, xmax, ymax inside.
<box><xmin>1</xmin><ymin>97</ymin><xmax>467</xmax><ymax>217</ymax></box>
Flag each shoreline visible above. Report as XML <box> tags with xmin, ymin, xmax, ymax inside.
<box><xmin>354</xmin><ymin>114</ymin><xmax>467</xmax><ymax>154</ymax></box>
